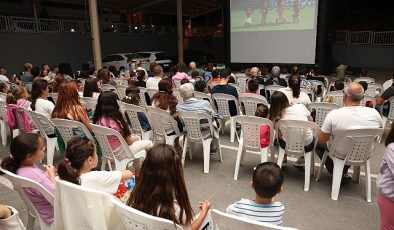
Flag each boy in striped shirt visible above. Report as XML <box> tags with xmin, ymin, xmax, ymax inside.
<box><xmin>226</xmin><ymin>162</ymin><xmax>285</xmax><ymax>226</ymax></box>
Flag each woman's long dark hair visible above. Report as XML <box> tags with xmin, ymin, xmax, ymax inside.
<box><xmin>31</xmin><ymin>79</ymin><xmax>48</xmax><ymax>111</ymax></box>
<box><xmin>57</xmin><ymin>137</ymin><xmax>95</xmax><ymax>184</ymax></box>
<box><xmin>83</xmin><ymin>78</ymin><xmax>100</xmax><ymax>97</ymax></box>
<box><xmin>1</xmin><ymin>133</ymin><xmax>42</xmax><ymax>173</ymax></box>
<box><xmin>288</xmin><ymin>74</ymin><xmax>301</xmax><ymax>98</ymax></box>
<box><xmin>127</xmin><ymin>144</ymin><xmax>193</xmax><ymax>226</ymax></box>
<box><xmin>151</xmin><ymin>78</ymin><xmax>178</xmax><ymax>115</ymax></box>
<box><xmin>269</xmin><ymin>91</ymin><xmax>290</xmax><ymax>123</ymax></box>
<box><xmin>121</xmin><ymin>86</ymin><xmax>140</xmax><ymax>106</ymax></box>
<box><xmin>93</xmin><ymin>91</ymin><xmax>131</xmax><ymax>137</ymax></box>
<box><xmin>385</xmin><ymin>122</ymin><xmax>394</xmax><ymax>147</ymax></box>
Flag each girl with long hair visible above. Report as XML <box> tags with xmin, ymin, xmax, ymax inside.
<box><xmin>93</xmin><ymin>91</ymin><xmax>152</xmax><ymax>155</ymax></box>
<box><xmin>31</xmin><ymin>79</ymin><xmax>54</xmax><ymax>117</ymax></box>
<box><xmin>4</xmin><ymin>85</ymin><xmax>35</xmax><ymax>131</ymax></box>
<box><xmin>0</xmin><ymin>133</ymin><xmax>55</xmax><ymax>223</ymax></box>
<box><xmin>6</xmin><ymin>85</ymin><xmax>30</xmax><ymax>109</ymax></box>
<box><xmin>278</xmin><ymin>74</ymin><xmax>311</xmax><ymax>106</ymax></box>
<box><xmin>99</xmin><ymin>69</ymin><xmax>117</xmax><ymax>87</ymax></box>
<box><xmin>57</xmin><ymin>137</ymin><xmax>132</xmax><ymax>194</ymax></box>
<box><xmin>134</xmin><ymin>70</ymin><xmax>146</xmax><ymax>88</ymax></box>
<box><xmin>121</xmin><ymin>86</ymin><xmax>151</xmax><ymax>130</ymax></box>
<box><xmin>377</xmin><ymin>123</ymin><xmax>394</xmax><ymax>229</ymax></box>
<box><xmin>83</xmin><ymin>78</ymin><xmax>100</xmax><ymax>98</ymax></box>
<box><xmin>127</xmin><ymin>144</ymin><xmax>211</xmax><ymax>230</ymax></box>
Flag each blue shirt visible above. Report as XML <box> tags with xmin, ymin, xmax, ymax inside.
<box><xmin>176</xmin><ymin>98</ymin><xmax>214</xmax><ymax>116</ymax></box>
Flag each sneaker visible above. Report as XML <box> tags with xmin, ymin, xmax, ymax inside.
<box><xmin>341</xmin><ymin>174</ymin><xmax>352</xmax><ymax>185</ymax></box>
<box><xmin>294</xmin><ymin>157</ymin><xmax>305</xmax><ymax>167</ymax></box>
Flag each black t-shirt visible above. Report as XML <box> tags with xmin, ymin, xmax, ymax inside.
<box><xmin>211</xmin><ymin>84</ymin><xmax>238</xmax><ymax>116</ymax></box>
<box><xmin>381</xmin><ymin>86</ymin><xmax>394</xmax><ymax>100</ymax></box>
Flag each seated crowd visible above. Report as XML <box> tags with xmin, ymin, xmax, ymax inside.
<box><xmin>0</xmin><ymin>62</ymin><xmax>393</xmax><ymax>230</ymax></box>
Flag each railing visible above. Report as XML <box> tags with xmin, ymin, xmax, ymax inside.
<box><xmin>336</xmin><ymin>30</ymin><xmax>394</xmax><ymax>46</ymax></box>
<box><xmin>38</xmin><ymin>18</ymin><xmax>61</xmax><ymax>32</ymax></box>
<box><xmin>9</xmin><ymin>16</ymin><xmax>36</xmax><ymax>32</ymax></box>
<box><xmin>0</xmin><ymin>15</ymin><xmax>10</xmax><ymax>32</ymax></box>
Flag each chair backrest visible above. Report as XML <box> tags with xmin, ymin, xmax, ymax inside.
<box><xmin>229</xmin><ymin>83</ymin><xmax>241</xmax><ymax>97</ymax></box>
<box><xmin>0</xmin><ymin>167</ymin><xmax>54</xmax><ymax>229</ymax></box>
<box><xmin>28</xmin><ymin>110</ymin><xmax>56</xmax><ymax>137</ymax></box>
<box><xmin>112</xmin><ymin>198</ymin><xmax>183</xmax><ymax>230</ymax></box>
<box><xmin>301</xmin><ymin>88</ymin><xmax>315</xmax><ymax>102</ymax></box>
<box><xmin>387</xmin><ymin>96</ymin><xmax>394</xmax><ymax>120</ymax></box>
<box><xmin>80</xmin><ymin>97</ymin><xmax>98</xmax><ymax>114</ymax></box>
<box><xmin>211</xmin><ymin>209</ymin><xmax>297</xmax><ymax>230</ymax></box>
<box><xmin>234</xmin><ymin>115</ymin><xmax>274</xmax><ymax>151</ymax></box>
<box><xmin>236</xmin><ymin>76</ymin><xmax>248</xmax><ymax>92</ymax></box>
<box><xmin>0</xmin><ymin>92</ymin><xmax>7</xmax><ymax>101</ymax></box>
<box><xmin>146</xmin><ymin>106</ymin><xmax>180</xmax><ymax>142</ymax></box>
<box><xmin>0</xmin><ymin>100</ymin><xmax>7</xmax><ymax>119</ymax></box>
<box><xmin>54</xmin><ymin>178</ymin><xmax>123</xmax><ymax>230</ymax></box>
<box><xmin>323</xmin><ymin>91</ymin><xmax>343</xmax><ymax>107</ymax></box>
<box><xmin>137</xmin><ymin>87</ymin><xmax>149</xmax><ymax>107</ymax></box>
<box><xmin>178</xmin><ymin>111</ymin><xmax>214</xmax><ymax>141</ymax></box>
<box><xmin>91</xmin><ymin>124</ymin><xmax>133</xmax><ymax>163</ymax></box>
<box><xmin>211</xmin><ymin>93</ymin><xmax>240</xmax><ymax>118</ymax></box>
<box><xmin>239</xmin><ymin>93</ymin><xmax>269</xmax><ymax>116</ymax></box>
<box><xmin>173</xmin><ymin>79</ymin><xmax>182</xmax><ymax>88</ymax></box>
<box><xmin>116</xmin><ymin>85</ymin><xmax>128</xmax><ymax>100</ymax></box>
<box><xmin>99</xmin><ymin>84</ymin><xmax>118</xmax><ymax>94</ymax></box>
<box><xmin>264</xmin><ymin>85</ymin><xmax>284</xmax><ymax>102</ymax></box>
<box><xmin>118</xmin><ymin>101</ymin><xmax>148</xmax><ymax>136</ymax></box>
<box><xmin>172</xmin><ymin>89</ymin><xmax>184</xmax><ymax>103</ymax></box>
<box><xmin>144</xmin><ymin>88</ymin><xmax>159</xmax><ymax>100</ymax></box>
<box><xmin>360</xmin><ymin>95</ymin><xmax>376</xmax><ymax>108</ymax></box>
<box><xmin>364</xmin><ymin>83</ymin><xmax>383</xmax><ymax>97</ymax></box>
<box><xmin>275</xmin><ymin>120</ymin><xmax>319</xmax><ymax>155</ymax></box>
<box><xmin>51</xmin><ymin>118</ymin><xmax>94</xmax><ymax>147</ymax></box>
<box><xmin>50</xmin><ymin>93</ymin><xmax>58</xmax><ymax>104</ymax></box>
<box><xmin>307</xmin><ymin>102</ymin><xmax>340</xmax><ymax>127</ymax></box>
<box><xmin>329</xmin><ymin>128</ymin><xmax>383</xmax><ymax>163</ymax></box>
<box><xmin>14</xmin><ymin>107</ymin><xmax>32</xmax><ymax>133</ymax></box>
<box><xmin>208</xmin><ymin>82</ymin><xmax>218</xmax><ymax>90</ymax></box>
<box><xmin>354</xmin><ymin>77</ymin><xmax>375</xmax><ymax>83</ymax></box>
<box><xmin>194</xmin><ymin>92</ymin><xmax>216</xmax><ymax>111</ymax></box>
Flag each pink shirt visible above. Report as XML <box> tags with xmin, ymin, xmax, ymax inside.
<box><xmin>172</xmin><ymin>72</ymin><xmax>190</xmax><ymax>80</ymax></box>
<box><xmin>16</xmin><ymin>166</ymin><xmax>55</xmax><ymax>223</ymax></box>
<box><xmin>260</xmin><ymin>125</ymin><xmax>270</xmax><ymax>148</ymax></box>
<box><xmin>97</xmin><ymin>117</ymin><xmax>124</xmax><ymax>150</ymax></box>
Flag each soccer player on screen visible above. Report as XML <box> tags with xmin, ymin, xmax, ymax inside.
<box><xmin>245</xmin><ymin>7</ymin><xmax>253</xmax><ymax>26</ymax></box>
<box><xmin>276</xmin><ymin>0</ymin><xmax>286</xmax><ymax>23</ymax></box>
<box><xmin>260</xmin><ymin>0</ymin><xmax>268</xmax><ymax>25</ymax></box>
<box><xmin>293</xmin><ymin>0</ymin><xmax>302</xmax><ymax>23</ymax></box>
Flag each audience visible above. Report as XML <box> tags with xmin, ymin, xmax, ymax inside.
<box><xmin>244</xmin><ymin>78</ymin><xmax>259</xmax><ymax>94</ymax></box>
<box><xmin>0</xmin><ymin>133</ymin><xmax>55</xmax><ymax>224</ymax></box>
<box><xmin>278</xmin><ymin>74</ymin><xmax>311</xmax><ymax>106</ymax></box>
<box><xmin>82</xmin><ymin>78</ymin><xmax>100</xmax><ymax>98</ymax></box>
<box><xmin>211</xmin><ymin>68</ymin><xmax>238</xmax><ymax>116</ymax></box>
<box><xmin>208</xmin><ymin>70</ymin><xmax>220</xmax><ymax>84</ymax></box>
<box><xmin>255</xmin><ymin>104</ymin><xmax>271</xmax><ymax>149</ymax></box>
<box><xmin>194</xmin><ymin>80</ymin><xmax>207</xmax><ymax>93</ymax></box>
<box><xmin>187</xmin><ymin>61</ymin><xmax>205</xmax><ymax>78</ymax></box>
<box><xmin>264</xmin><ymin>66</ymin><xmax>287</xmax><ymax>87</ymax></box>
<box><xmin>146</xmin><ymin>65</ymin><xmax>163</xmax><ymax>90</ymax></box>
<box><xmin>21</xmin><ymin>63</ymin><xmax>33</xmax><ymax>83</ymax></box>
<box><xmin>134</xmin><ymin>70</ymin><xmax>146</xmax><ymax>88</ymax></box>
<box><xmin>0</xmin><ymin>83</ymin><xmax>9</xmax><ymax>94</ymax></box>
<box><xmin>31</xmin><ymin>67</ymin><xmax>41</xmax><ymax>81</ymax></box>
<box><xmin>0</xmin><ymin>67</ymin><xmax>9</xmax><ymax>82</ymax></box>
<box><xmin>30</xmin><ymin>79</ymin><xmax>54</xmax><ymax>118</ymax></box>
<box><xmin>99</xmin><ymin>69</ymin><xmax>117</xmax><ymax>87</ymax></box>
<box><xmin>172</xmin><ymin>63</ymin><xmax>191</xmax><ymax>81</ymax></box>
<box><xmin>127</xmin><ymin>144</ymin><xmax>211</xmax><ymax>230</ymax></box>
<box><xmin>226</xmin><ymin>162</ymin><xmax>284</xmax><ymax>226</ymax></box>
<box><xmin>121</xmin><ymin>86</ymin><xmax>151</xmax><ymax>131</ymax></box>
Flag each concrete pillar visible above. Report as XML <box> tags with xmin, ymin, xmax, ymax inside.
<box><xmin>88</xmin><ymin>0</ymin><xmax>102</xmax><ymax>70</ymax></box>
<box><xmin>176</xmin><ymin>0</ymin><xmax>183</xmax><ymax>64</ymax></box>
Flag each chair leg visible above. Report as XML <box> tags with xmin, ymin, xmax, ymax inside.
<box><xmin>311</xmin><ymin>151</ymin><xmax>315</xmax><ymax>176</ymax></box>
<box><xmin>270</xmin><ymin>147</ymin><xmax>276</xmax><ymax>162</ymax></box>
<box><xmin>365</xmin><ymin>160</ymin><xmax>371</xmax><ymax>202</ymax></box>
<box><xmin>26</xmin><ymin>211</ymin><xmax>35</xmax><ymax>230</ymax></box>
<box><xmin>352</xmin><ymin>165</ymin><xmax>361</xmax><ymax>184</ymax></box>
<box><xmin>220</xmin><ymin>119</ymin><xmax>225</xmax><ymax>134</ymax></box>
<box><xmin>46</xmin><ymin>137</ymin><xmax>57</xmax><ymax>165</ymax></box>
<box><xmin>217</xmin><ymin>138</ymin><xmax>223</xmax><ymax>162</ymax></box>
<box><xmin>261</xmin><ymin>147</ymin><xmax>268</xmax><ymax>163</ymax></box>
<box><xmin>304</xmin><ymin>152</ymin><xmax>312</xmax><ymax>191</ymax></box>
<box><xmin>316</xmin><ymin>151</ymin><xmax>328</xmax><ymax>182</ymax></box>
<box><xmin>277</xmin><ymin>147</ymin><xmax>285</xmax><ymax>168</ymax></box>
<box><xmin>230</xmin><ymin>117</ymin><xmax>235</xmax><ymax>143</ymax></box>
<box><xmin>234</xmin><ymin>142</ymin><xmax>244</xmax><ymax>180</ymax></box>
<box><xmin>101</xmin><ymin>156</ymin><xmax>106</xmax><ymax>170</ymax></box>
<box><xmin>182</xmin><ymin>138</ymin><xmax>188</xmax><ymax>165</ymax></box>
<box><xmin>202</xmin><ymin>139</ymin><xmax>212</xmax><ymax>174</ymax></box>
<box><xmin>0</xmin><ymin>121</ymin><xmax>8</xmax><ymax>146</ymax></box>
<box><xmin>331</xmin><ymin>157</ymin><xmax>346</xmax><ymax>201</ymax></box>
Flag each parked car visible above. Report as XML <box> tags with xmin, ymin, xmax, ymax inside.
<box><xmin>102</xmin><ymin>53</ymin><xmax>149</xmax><ymax>70</ymax></box>
<box><xmin>137</xmin><ymin>51</ymin><xmax>172</xmax><ymax>70</ymax></box>
<box><xmin>171</xmin><ymin>50</ymin><xmax>215</xmax><ymax>68</ymax></box>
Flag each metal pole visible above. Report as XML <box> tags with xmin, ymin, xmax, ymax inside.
<box><xmin>32</xmin><ymin>0</ymin><xmax>39</xmax><ymax>32</ymax></box>
<box><xmin>88</xmin><ymin>0</ymin><xmax>102</xmax><ymax>70</ymax></box>
<box><xmin>176</xmin><ymin>0</ymin><xmax>183</xmax><ymax>64</ymax></box>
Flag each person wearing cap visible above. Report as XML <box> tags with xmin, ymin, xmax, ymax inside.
<box><xmin>264</xmin><ymin>66</ymin><xmax>287</xmax><ymax>87</ymax></box>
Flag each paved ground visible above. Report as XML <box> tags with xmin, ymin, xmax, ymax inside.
<box><xmin>0</xmin><ymin>69</ymin><xmax>392</xmax><ymax>230</ymax></box>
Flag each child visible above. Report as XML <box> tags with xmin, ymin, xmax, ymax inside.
<box><xmin>255</xmin><ymin>104</ymin><xmax>270</xmax><ymax>148</ymax></box>
<box><xmin>127</xmin><ymin>144</ymin><xmax>211</xmax><ymax>230</ymax></box>
<box><xmin>0</xmin><ymin>133</ymin><xmax>56</xmax><ymax>224</ymax></box>
<box><xmin>121</xmin><ymin>86</ymin><xmax>151</xmax><ymax>131</ymax></box>
<box><xmin>245</xmin><ymin>7</ymin><xmax>253</xmax><ymax>26</ymax></box>
<box><xmin>226</xmin><ymin>162</ymin><xmax>285</xmax><ymax>226</ymax></box>
<box><xmin>57</xmin><ymin>137</ymin><xmax>132</xmax><ymax>194</ymax></box>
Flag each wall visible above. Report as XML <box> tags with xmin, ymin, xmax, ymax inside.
<box><xmin>332</xmin><ymin>44</ymin><xmax>394</xmax><ymax>69</ymax></box>
<box><xmin>0</xmin><ymin>32</ymin><xmax>177</xmax><ymax>74</ymax></box>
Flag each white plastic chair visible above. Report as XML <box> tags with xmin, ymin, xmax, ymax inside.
<box><xmin>146</xmin><ymin>106</ymin><xmax>183</xmax><ymax>145</ymax></box>
<box><xmin>354</xmin><ymin>77</ymin><xmax>375</xmax><ymax>83</ymax></box>
<box><xmin>0</xmin><ymin>100</ymin><xmax>9</xmax><ymax>146</ymax></box>
<box><xmin>172</xmin><ymin>89</ymin><xmax>184</xmax><ymax>103</ymax></box>
<box><xmin>229</xmin><ymin>83</ymin><xmax>241</xmax><ymax>97</ymax></box>
<box><xmin>0</xmin><ymin>92</ymin><xmax>7</xmax><ymax>101</ymax></box>
<box><xmin>91</xmin><ymin>124</ymin><xmax>145</xmax><ymax>171</ymax></box>
<box><xmin>211</xmin><ymin>209</ymin><xmax>298</xmax><ymax>230</ymax></box>
<box><xmin>173</xmin><ymin>79</ymin><xmax>182</xmax><ymax>88</ymax></box>
<box><xmin>13</xmin><ymin>107</ymin><xmax>34</xmax><ymax>134</ymax></box>
<box><xmin>194</xmin><ymin>91</ymin><xmax>217</xmax><ymax>112</ymax></box>
<box><xmin>239</xmin><ymin>93</ymin><xmax>269</xmax><ymax>116</ymax></box>
<box><xmin>111</xmin><ymin>197</ymin><xmax>183</xmax><ymax>230</ymax></box>
<box><xmin>50</xmin><ymin>93</ymin><xmax>58</xmax><ymax>104</ymax></box>
<box><xmin>80</xmin><ymin>97</ymin><xmax>98</xmax><ymax>114</ymax></box>
<box><xmin>359</xmin><ymin>95</ymin><xmax>376</xmax><ymax>108</ymax></box>
<box><xmin>236</xmin><ymin>76</ymin><xmax>248</xmax><ymax>92</ymax></box>
<box><xmin>0</xmin><ymin>167</ymin><xmax>54</xmax><ymax>230</ymax></box>
<box><xmin>307</xmin><ymin>102</ymin><xmax>340</xmax><ymax>127</ymax></box>
<box><xmin>324</xmin><ymin>91</ymin><xmax>343</xmax><ymax>107</ymax></box>
<box><xmin>316</xmin><ymin>128</ymin><xmax>383</xmax><ymax>201</ymax></box>
<box><xmin>233</xmin><ymin>116</ymin><xmax>274</xmax><ymax>180</ymax></box>
<box><xmin>27</xmin><ymin>110</ymin><xmax>57</xmax><ymax>165</ymax></box>
<box><xmin>54</xmin><ymin>178</ymin><xmax>123</xmax><ymax>230</ymax></box>
<box><xmin>51</xmin><ymin>118</ymin><xmax>94</xmax><ymax>148</ymax></box>
<box><xmin>382</xmin><ymin>96</ymin><xmax>394</xmax><ymax>129</ymax></box>
<box><xmin>118</xmin><ymin>101</ymin><xmax>152</xmax><ymax>140</ymax></box>
<box><xmin>178</xmin><ymin>111</ymin><xmax>222</xmax><ymax>174</ymax></box>
<box><xmin>211</xmin><ymin>93</ymin><xmax>239</xmax><ymax>143</ymax></box>
<box><xmin>275</xmin><ymin>120</ymin><xmax>320</xmax><ymax>191</ymax></box>
<box><xmin>116</xmin><ymin>85</ymin><xmax>128</xmax><ymax>100</ymax></box>
<box><xmin>99</xmin><ymin>84</ymin><xmax>118</xmax><ymax>94</ymax></box>
<box><xmin>364</xmin><ymin>83</ymin><xmax>383</xmax><ymax>97</ymax></box>
<box><xmin>264</xmin><ymin>85</ymin><xmax>284</xmax><ymax>102</ymax></box>
<box><xmin>301</xmin><ymin>88</ymin><xmax>315</xmax><ymax>102</ymax></box>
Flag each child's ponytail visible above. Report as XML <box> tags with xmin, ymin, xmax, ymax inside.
<box><xmin>57</xmin><ymin>158</ymin><xmax>81</xmax><ymax>184</ymax></box>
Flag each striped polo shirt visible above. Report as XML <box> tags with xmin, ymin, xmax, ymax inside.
<box><xmin>226</xmin><ymin>198</ymin><xmax>285</xmax><ymax>226</ymax></box>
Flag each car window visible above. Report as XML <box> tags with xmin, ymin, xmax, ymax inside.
<box><xmin>103</xmin><ymin>55</ymin><xmax>117</xmax><ymax>62</ymax></box>
<box><xmin>125</xmin><ymin>53</ymin><xmax>144</xmax><ymax>59</ymax></box>
<box><xmin>114</xmin><ymin>55</ymin><xmax>124</xmax><ymax>61</ymax></box>
<box><xmin>137</xmin><ymin>53</ymin><xmax>151</xmax><ymax>58</ymax></box>
<box><xmin>155</xmin><ymin>52</ymin><xmax>170</xmax><ymax>60</ymax></box>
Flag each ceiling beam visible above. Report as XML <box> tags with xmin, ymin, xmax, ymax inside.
<box><xmin>190</xmin><ymin>6</ymin><xmax>221</xmax><ymax>18</ymax></box>
<box><xmin>130</xmin><ymin>0</ymin><xmax>168</xmax><ymax>12</ymax></box>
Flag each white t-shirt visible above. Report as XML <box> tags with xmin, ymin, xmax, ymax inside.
<box><xmin>80</xmin><ymin>171</ymin><xmax>122</xmax><ymax>194</ymax></box>
<box><xmin>146</xmin><ymin>77</ymin><xmax>161</xmax><ymax>90</ymax></box>
<box><xmin>34</xmin><ymin>98</ymin><xmax>55</xmax><ymax>118</ymax></box>
<box><xmin>280</xmin><ymin>103</ymin><xmax>313</xmax><ymax>145</ymax></box>
<box><xmin>0</xmin><ymin>75</ymin><xmax>9</xmax><ymax>82</ymax></box>
<box><xmin>278</xmin><ymin>87</ymin><xmax>311</xmax><ymax>106</ymax></box>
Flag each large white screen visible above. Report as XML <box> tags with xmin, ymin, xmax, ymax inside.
<box><xmin>230</xmin><ymin>0</ymin><xmax>319</xmax><ymax>64</ymax></box>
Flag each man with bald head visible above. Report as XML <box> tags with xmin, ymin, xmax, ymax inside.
<box><xmin>317</xmin><ymin>82</ymin><xmax>382</xmax><ymax>181</ymax></box>
<box><xmin>187</xmin><ymin>61</ymin><xmax>205</xmax><ymax>79</ymax></box>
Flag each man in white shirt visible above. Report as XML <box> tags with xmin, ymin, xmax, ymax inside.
<box><xmin>146</xmin><ymin>65</ymin><xmax>163</xmax><ymax>90</ymax></box>
<box><xmin>317</xmin><ymin>82</ymin><xmax>382</xmax><ymax>180</ymax></box>
<box><xmin>0</xmin><ymin>67</ymin><xmax>9</xmax><ymax>82</ymax></box>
